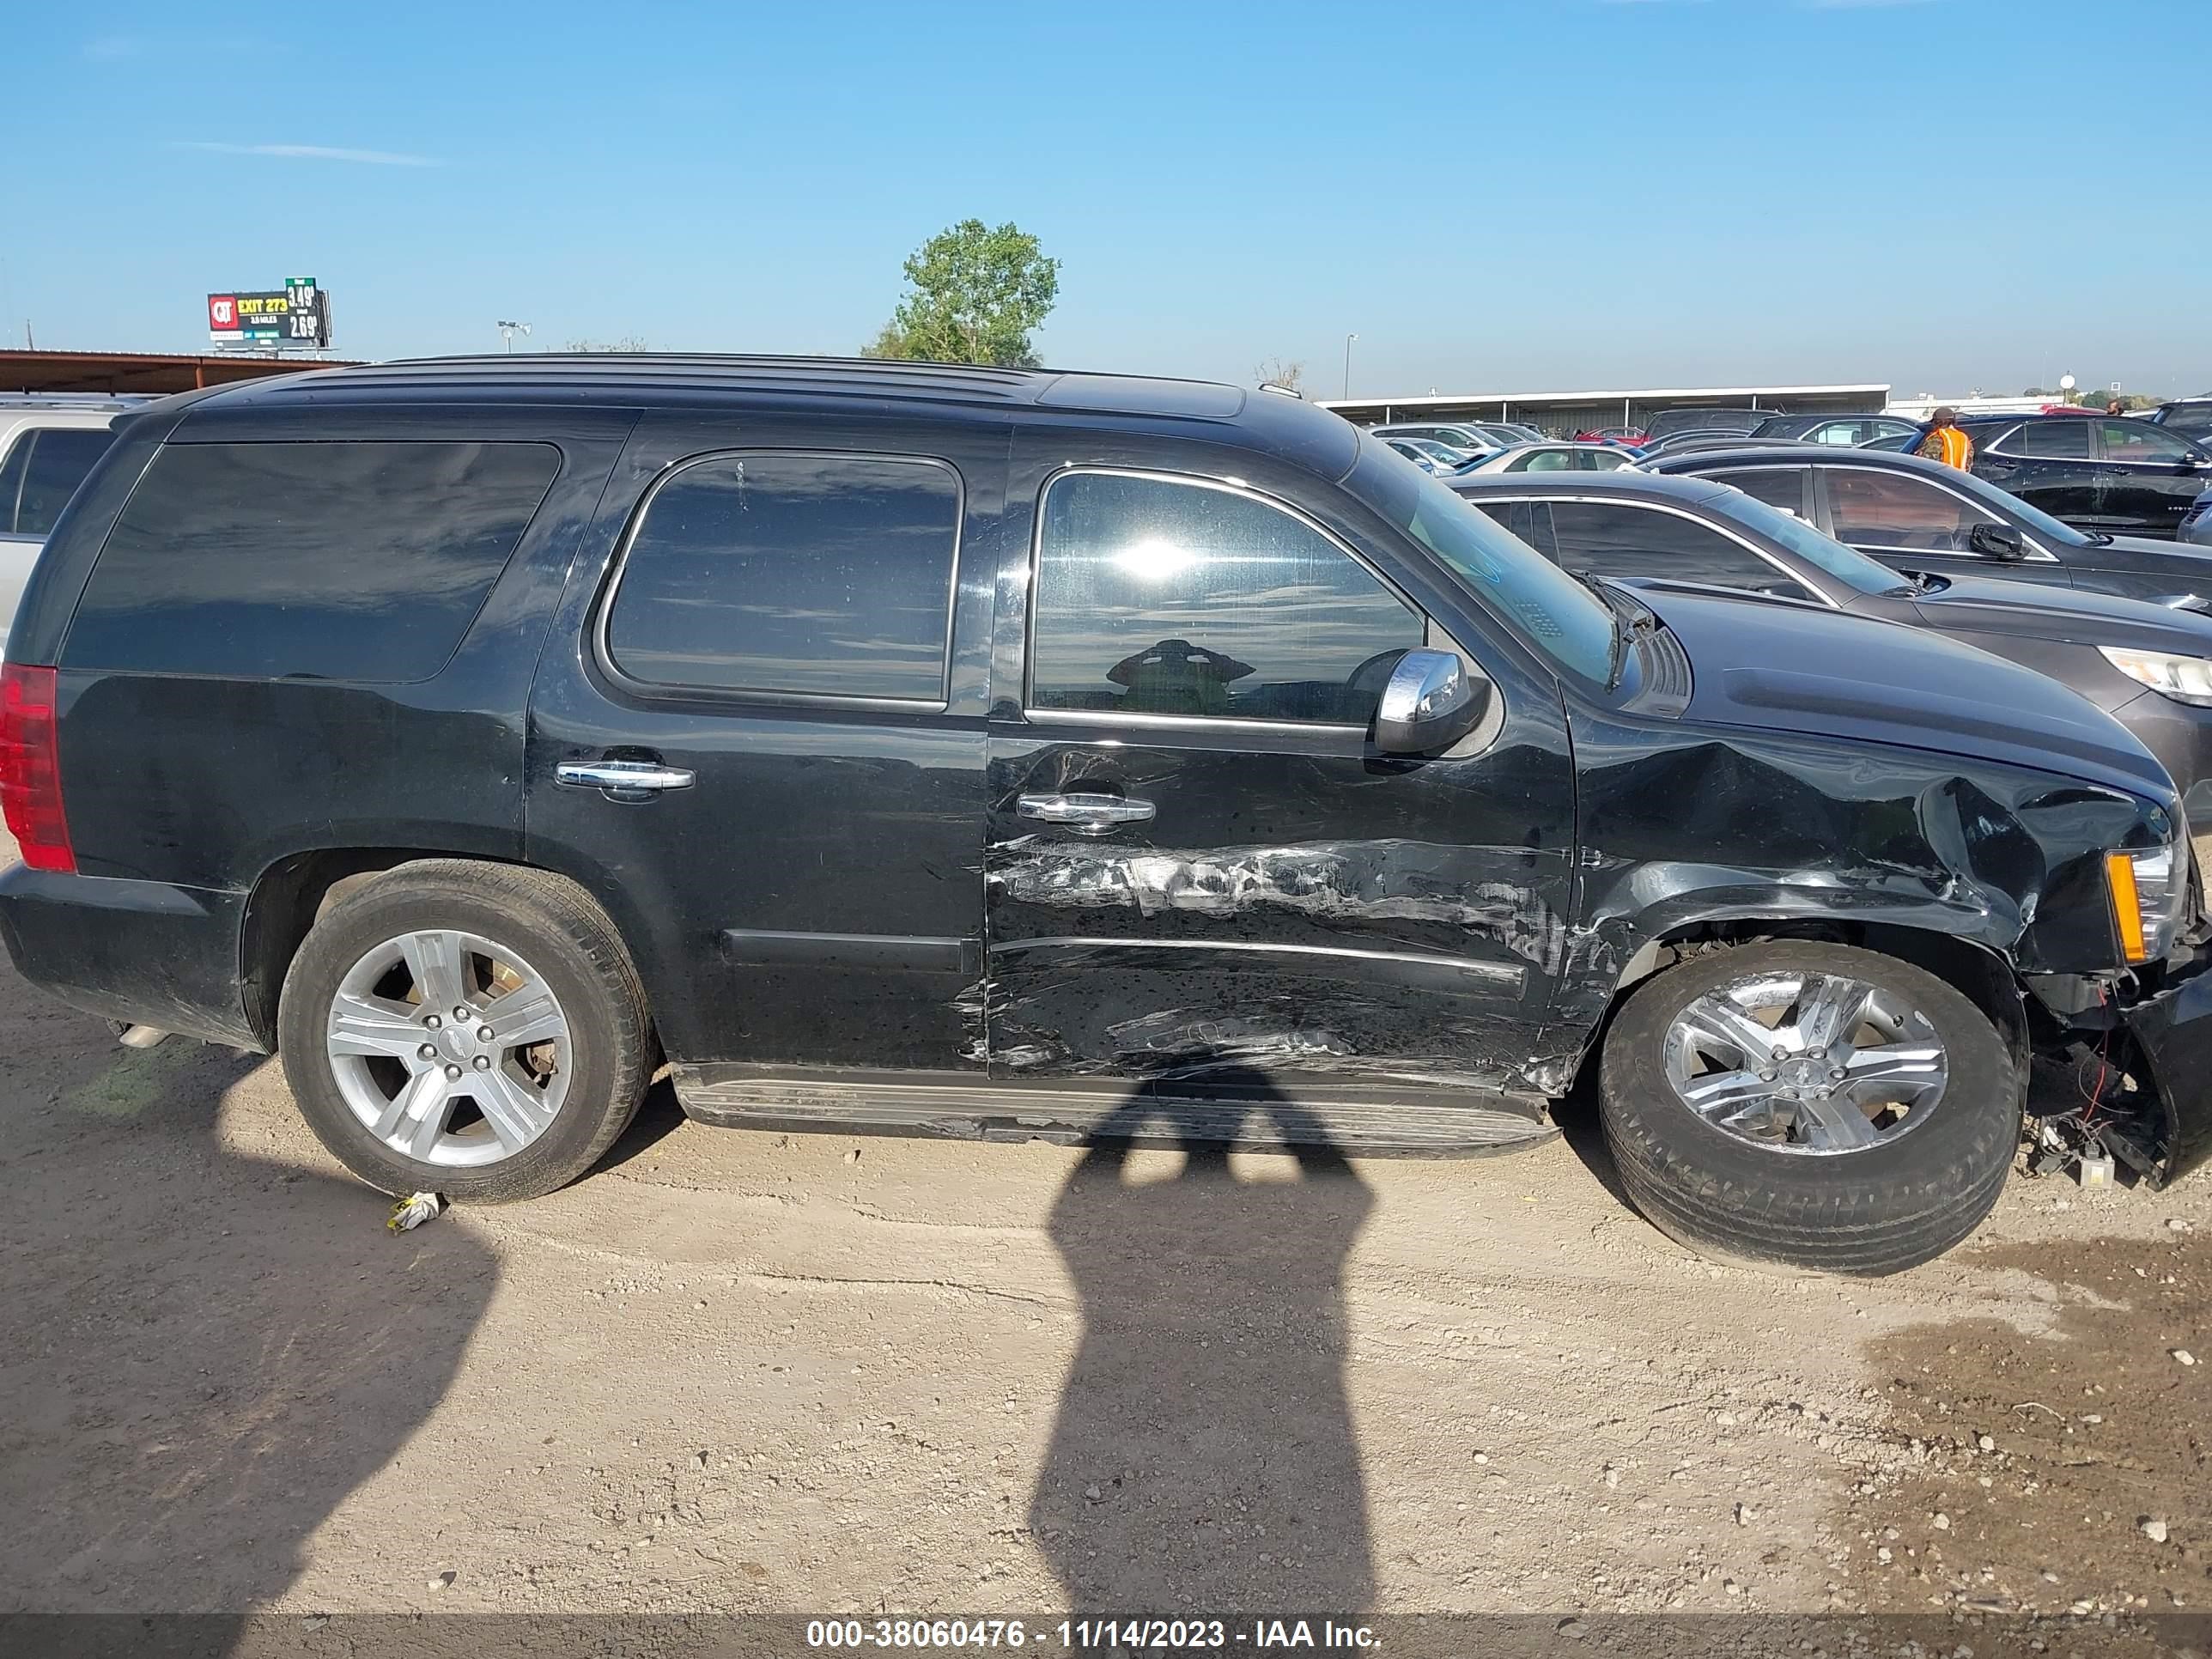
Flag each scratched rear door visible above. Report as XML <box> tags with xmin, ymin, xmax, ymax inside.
<box><xmin>981</xmin><ymin>434</ymin><xmax>1579</xmax><ymax>1097</ymax></box>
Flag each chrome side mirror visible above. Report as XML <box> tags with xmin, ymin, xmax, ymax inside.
<box><xmin>1374</xmin><ymin>649</ymin><xmax>1490</xmax><ymax>756</ymax></box>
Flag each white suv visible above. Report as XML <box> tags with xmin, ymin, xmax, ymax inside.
<box><xmin>0</xmin><ymin>398</ymin><xmax>132</xmax><ymax>638</ymax></box>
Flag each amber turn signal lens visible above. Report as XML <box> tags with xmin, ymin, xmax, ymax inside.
<box><xmin>2106</xmin><ymin>851</ymin><xmax>2148</xmax><ymax>963</ymax></box>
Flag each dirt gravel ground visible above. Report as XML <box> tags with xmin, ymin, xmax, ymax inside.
<box><xmin>0</xmin><ymin>831</ymin><xmax>2206</xmax><ymax>1644</ymax></box>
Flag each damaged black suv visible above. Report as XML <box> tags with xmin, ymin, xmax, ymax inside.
<box><xmin>4</xmin><ymin>356</ymin><xmax>2209</xmax><ymax>1274</ymax></box>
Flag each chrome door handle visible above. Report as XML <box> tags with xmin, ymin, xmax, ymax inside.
<box><xmin>1018</xmin><ymin>792</ymin><xmax>1156</xmax><ymax>836</ymax></box>
<box><xmin>556</xmin><ymin>759</ymin><xmax>696</xmax><ymax>802</ymax></box>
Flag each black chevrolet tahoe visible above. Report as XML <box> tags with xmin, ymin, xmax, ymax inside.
<box><xmin>3</xmin><ymin>356</ymin><xmax>2209</xmax><ymax>1274</ymax></box>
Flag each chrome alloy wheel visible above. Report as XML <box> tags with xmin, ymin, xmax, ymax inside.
<box><xmin>324</xmin><ymin>929</ymin><xmax>572</xmax><ymax>1168</ymax></box>
<box><xmin>1661</xmin><ymin>969</ymin><xmax>1947</xmax><ymax>1155</ymax></box>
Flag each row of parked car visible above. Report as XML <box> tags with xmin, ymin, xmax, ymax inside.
<box><xmin>3</xmin><ymin>359</ymin><xmax>2210</xmax><ymax>1281</ymax></box>
<box><xmin>1370</xmin><ymin>399</ymin><xmax>2212</xmax><ymax>544</ymax></box>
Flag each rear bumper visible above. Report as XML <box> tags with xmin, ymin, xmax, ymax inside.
<box><xmin>0</xmin><ymin>864</ymin><xmax>261</xmax><ymax>1048</ymax></box>
<box><xmin>2116</xmin><ymin>964</ymin><xmax>2212</xmax><ymax>1188</ymax></box>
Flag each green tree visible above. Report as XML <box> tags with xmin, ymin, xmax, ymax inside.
<box><xmin>865</xmin><ymin>219</ymin><xmax>1060</xmax><ymax>368</ymax></box>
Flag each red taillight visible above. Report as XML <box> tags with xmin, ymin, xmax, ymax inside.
<box><xmin>0</xmin><ymin>663</ymin><xmax>73</xmax><ymax>873</ymax></box>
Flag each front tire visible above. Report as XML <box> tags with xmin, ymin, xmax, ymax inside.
<box><xmin>1598</xmin><ymin>940</ymin><xmax>2018</xmax><ymax>1275</ymax></box>
<box><xmin>277</xmin><ymin>860</ymin><xmax>652</xmax><ymax>1202</ymax></box>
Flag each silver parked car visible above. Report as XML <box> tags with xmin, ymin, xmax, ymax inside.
<box><xmin>1381</xmin><ymin>419</ymin><xmax>1541</xmax><ymax>451</ymax></box>
<box><xmin>1379</xmin><ymin>435</ymin><xmax>1476</xmax><ymax>473</ymax></box>
<box><xmin>1370</xmin><ymin>421</ymin><xmax>1499</xmax><ymax>452</ymax></box>
<box><xmin>1455</xmin><ymin>441</ymin><xmax>1638</xmax><ymax>475</ymax></box>
<box><xmin>1</xmin><ymin>397</ymin><xmax>135</xmax><ymax>635</ymax></box>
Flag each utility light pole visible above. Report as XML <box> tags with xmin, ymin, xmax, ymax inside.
<box><xmin>1342</xmin><ymin>333</ymin><xmax>1358</xmax><ymax>400</ymax></box>
<box><xmin>496</xmin><ymin>320</ymin><xmax>532</xmax><ymax>353</ymax></box>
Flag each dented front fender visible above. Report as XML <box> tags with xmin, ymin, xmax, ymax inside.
<box><xmin>1540</xmin><ymin>716</ymin><xmax>2167</xmax><ymax>1087</ymax></box>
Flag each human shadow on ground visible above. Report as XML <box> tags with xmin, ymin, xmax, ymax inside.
<box><xmin>0</xmin><ymin>964</ymin><xmax>497</xmax><ymax>1649</ymax></box>
<box><xmin>1030</xmin><ymin>1072</ymin><xmax>1377</xmax><ymax>1613</ymax></box>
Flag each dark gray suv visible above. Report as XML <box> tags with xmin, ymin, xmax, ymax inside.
<box><xmin>1451</xmin><ymin>466</ymin><xmax>2212</xmax><ymax>836</ymax></box>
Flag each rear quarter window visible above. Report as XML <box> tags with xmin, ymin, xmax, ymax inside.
<box><xmin>60</xmin><ymin>440</ymin><xmax>561</xmax><ymax>682</ymax></box>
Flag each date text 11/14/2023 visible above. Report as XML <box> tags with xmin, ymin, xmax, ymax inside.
<box><xmin>805</xmin><ymin>1620</ymin><xmax>1381</xmax><ymax>1650</ymax></box>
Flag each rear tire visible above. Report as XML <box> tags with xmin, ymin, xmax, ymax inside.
<box><xmin>1598</xmin><ymin>939</ymin><xmax>2018</xmax><ymax>1275</ymax></box>
<box><xmin>277</xmin><ymin>860</ymin><xmax>651</xmax><ymax>1202</ymax></box>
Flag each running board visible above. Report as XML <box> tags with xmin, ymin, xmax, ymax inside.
<box><xmin>671</xmin><ymin>1065</ymin><xmax>1556</xmax><ymax>1158</ymax></box>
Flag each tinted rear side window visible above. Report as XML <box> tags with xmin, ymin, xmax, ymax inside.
<box><xmin>2019</xmin><ymin>421</ymin><xmax>2092</xmax><ymax>459</ymax></box>
<box><xmin>1548</xmin><ymin>500</ymin><xmax>1814</xmax><ymax>599</ymax></box>
<box><xmin>64</xmin><ymin>441</ymin><xmax>559</xmax><ymax>682</ymax></box>
<box><xmin>604</xmin><ymin>452</ymin><xmax>961</xmax><ymax>702</ymax></box>
<box><xmin>15</xmin><ymin>428</ymin><xmax>118</xmax><ymax>537</ymax></box>
<box><xmin>1711</xmin><ymin>467</ymin><xmax>1808</xmax><ymax>515</ymax></box>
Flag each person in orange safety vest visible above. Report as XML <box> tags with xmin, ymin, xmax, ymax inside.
<box><xmin>1917</xmin><ymin>407</ymin><xmax>1975</xmax><ymax>470</ymax></box>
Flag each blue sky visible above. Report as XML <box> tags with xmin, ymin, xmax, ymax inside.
<box><xmin>6</xmin><ymin>1</ymin><xmax>2207</xmax><ymax>401</ymax></box>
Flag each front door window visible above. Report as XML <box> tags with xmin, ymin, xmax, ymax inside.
<box><xmin>1824</xmin><ymin>468</ymin><xmax>2001</xmax><ymax>555</ymax></box>
<box><xmin>1546</xmin><ymin>500</ymin><xmax>1816</xmax><ymax>601</ymax></box>
<box><xmin>2100</xmin><ymin>420</ymin><xmax>2197</xmax><ymax>466</ymax></box>
<box><xmin>1030</xmin><ymin>471</ymin><xmax>1423</xmax><ymax>726</ymax></box>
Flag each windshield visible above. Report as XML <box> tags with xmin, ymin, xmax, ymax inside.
<box><xmin>1346</xmin><ymin>440</ymin><xmax>1619</xmax><ymax>685</ymax></box>
<box><xmin>1704</xmin><ymin>490</ymin><xmax>1920</xmax><ymax>597</ymax></box>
